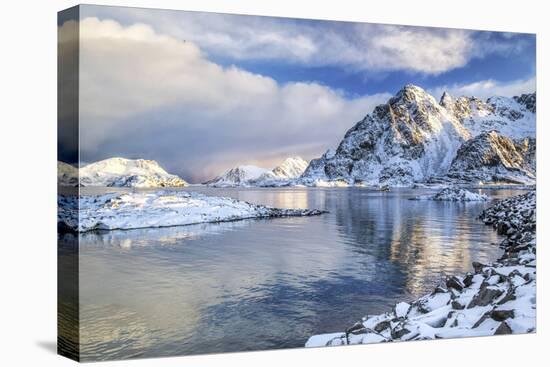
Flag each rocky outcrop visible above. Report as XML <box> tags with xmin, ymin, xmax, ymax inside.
<box><xmin>411</xmin><ymin>187</ymin><xmax>488</xmax><ymax>201</ymax></box>
<box><xmin>306</xmin><ymin>191</ymin><xmax>536</xmax><ymax>347</ymax></box>
<box><xmin>514</xmin><ymin>93</ymin><xmax>536</xmax><ymax>113</ymax></box>
<box><xmin>439</xmin><ymin>131</ymin><xmax>536</xmax><ymax>185</ymax></box>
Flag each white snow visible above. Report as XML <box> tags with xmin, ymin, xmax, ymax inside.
<box><xmin>58</xmin><ymin>190</ymin><xmax>325</xmax><ymax>232</ymax></box>
<box><xmin>58</xmin><ymin>158</ymin><xmax>188</xmax><ymax>188</ymax></box>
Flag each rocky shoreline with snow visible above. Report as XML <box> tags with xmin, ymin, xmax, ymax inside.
<box><xmin>58</xmin><ymin>190</ymin><xmax>326</xmax><ymax>233</ymax></box>
<box><xmin>306</xmin><ymin>190</ymin><xmax>535</xmax><ymax>347</ymax></box>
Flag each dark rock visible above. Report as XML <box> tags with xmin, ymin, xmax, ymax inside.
<box><xmin>463</xmin><ymin>274</ymin><xmax>474</xmax><ymax>287</ymax></box>
<box><xmin>472</xmin><ymin>262</ymin><xmax>484</xmax><ymax>274</ymax></box>
<box><xmin>431</xmin><ymin>286</ymin><xmax>447</xmax><ymax>295</ymax></box>
<box><xmin>497</xmin><ymin>222</ymin><xmax>510</xmax><ymax>235</ymax></box>
<box><xmin>490</xmin><ymin>309</ymin><xmax>515</xmax><ymax>321</ymax></box>
<box><xmin>472</xmin><ymin>313</ymin><xmax>491</xmax><ymax>328</ymax></box>
<box><xmin>468</xmin><ymin>287</ymin><xmax>504</xmax><ymax>308</ymax></box>
<box><xmin>446</xmin><ymin>276</ymin><xmax>464</xmax><ymax>291</ymax></box>
<box><xmin>374</xmin><ymin>320</ymin><xmax>391</xmax><ymax>333</ymax></box>
<box><xmin>346</xmin><ymin>322</ymin><xmax>367</xmax><ymax>335</ymax></box>
<box><xmin>494</xmin><ymin>321</ymin><xmax>513</xmax><ymax>335</ymax></box>
<box><xmin>451</xmin><ymin>301</ymin><xmax>465</xmax><ymax>310</ymax></box>
<box><xmin>391</xmin><ymin>326</ymin><xmax>411</xmax><ymax>339</ymax></box>
<box><xmin>497</xmin><ymin>288</ymin><xmax>516</xmax><ymax>305</ymax></box>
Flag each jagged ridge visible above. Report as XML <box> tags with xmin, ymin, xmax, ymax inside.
<box><xmin>300</xmin><ymin>85</ymin><xmax>535</xmax><ymax>187</ymax></box>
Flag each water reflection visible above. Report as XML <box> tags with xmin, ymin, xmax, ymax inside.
<box><xmin>75</xmin><ymin>187</ymin><xmax>516</xmax><ymax>360</ymax></box>
<box><xmin>328</xmin><ymin>190</ymin><xmax>501</xmax><ymax>297</ymax></box>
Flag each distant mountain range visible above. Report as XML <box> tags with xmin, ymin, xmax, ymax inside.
<box><xmin>300</xmin><ymin>84</ymin><xmax>535</xmax><ymax>186</ymax></box>
<box><xmin>204</xmin><ymin>157</ymin><xmax>309</xmax><ymax>187</ymax></box>
<box><xmin>58</xmin><ymin>84</ymin><xmax>535</xmax><ymax>188</ymax></box>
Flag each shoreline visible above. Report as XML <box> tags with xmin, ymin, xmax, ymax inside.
<box><xmin>57</xmin><ymin>190</ymin><xmax>327</xmax><ymax>233</ymax></box>
<box><xmin>306</xmin><ymin>190</ymin><xmax>536</xmax><ymax>347</ymax></box>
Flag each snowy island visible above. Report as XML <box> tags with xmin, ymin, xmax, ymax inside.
<box><xmin>58</xmin><ymin>190</ymin><xmax>326</xmax><ymax>232</ymax></box>
<box><xmin>411</xmin><ymin>187</ymin><xmax>489</xmax><ymax>201</ymax></box>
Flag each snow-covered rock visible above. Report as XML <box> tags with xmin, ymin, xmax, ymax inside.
<box><xmin>300</xmin><ymin>85</ymin><xmax>535</xmax><ymax>187</ymax></box>
<box><xmin>59</xmin><ymin>158</ymin><xmax>188</xmax><ymax>188</ymax></box>
<box><xmin>514</xmin><ymin>93</ymin><xmax>536</xmax><ymax>113</ymax></box>
<box><xmin>306</xmin><ymin>191</ymin><xmax>536</xmax><ymax>347</ymax></box>
<box><xmin>447</xmin><ymin>94</ymin><xmax>535</xmax><ymax>139</ymax></box>
<box><xmin>411</xmin><ymin>187</ymin><xmax>488</xmax><ymax>201</ymax></box>
<box><xmin>433</xmin><ymin>131</ymin><xmax>536</xmax><ymax>185</ymax></box>
<box><xmin>58</xmin><ymin>190</ymin><xmax>326</xmax><ymax>232</ymax></box>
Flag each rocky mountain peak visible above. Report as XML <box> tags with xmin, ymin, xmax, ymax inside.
<box><xmin>439</xmin><ymin>91</ymin><xmax>454</xmax><ymax>109</ymax></box>
<box><xmin>300</xmin><ymin>85</ymin><xmax>535</xmax><ymax>187</ymax></box>
<box><xmin>271</xmin><ymin>156</ymin><xmax>308</xmax><ymax>179</ymax></box>
<box><xmin>390</xmin><ymin>84</ymin><xmax>437</xmax><ymax>107</ymax></box>
<box><xmin>514</xmin><ymin>93</ymin><xmax>536</xmax><ymax>113</ymax></box>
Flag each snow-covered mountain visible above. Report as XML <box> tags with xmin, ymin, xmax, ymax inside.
<box><xmin>446</xmin><ymin>94</ymin><xmax>536</xmax><ymax>138</ymax></box>
<box><xmin>58</xmin><ymin>157</ymin><xmax>188</xmax><ymax>187</ymax></box>
<box><xmin>252</xmin><ymin>157</ymin><xmax>309</xmax><ymax>186</ymax></box>
<box><xmin>270</xmin><ymin>156</ymin><xmax>309</xmax><ymax>179</ymax></box>
<box><xmin>204</xmin><ymin>165</ymin><xmax>271</xmax><ymax>187</ymax></box>
<box><xmin>432</xmin><ymin>131</ymin><xmax>536</xmax><ymax>185</ymax></box>
<box><xmin>300</xmin><ymin>84</ymin><xmax>536</xmax><ymax>186</ymax></box>
<box><xmin>205</xmin><ymin>157</ymin><xmax>309</xmax><ymax>187</ymax></box>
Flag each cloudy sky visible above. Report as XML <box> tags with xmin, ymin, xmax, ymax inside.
<box><xmin>61</xmin><ymin>5</ymin><xmax>536</xmax><ymax>183</ymax></box>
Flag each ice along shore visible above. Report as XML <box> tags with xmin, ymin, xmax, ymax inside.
<box><xmin>306</xmin><ymin>191</ymin><xmax>536</xmax><ymax>347</ymax></box>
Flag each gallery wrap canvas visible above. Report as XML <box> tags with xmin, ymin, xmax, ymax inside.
<box><xmin>57</xmin><ymin>4</ymin><xmax>537</xmax><ymax>362</ymax></box>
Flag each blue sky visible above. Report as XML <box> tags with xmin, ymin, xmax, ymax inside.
<box><xmin>67</xmin><ymin>5</ymin><xmax>536</xmax><ymax>182</ymax></box>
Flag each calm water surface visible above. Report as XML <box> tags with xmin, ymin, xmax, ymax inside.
<box><xmin>62</xmin><ymin>187</ymin><xmax>522</xmax><ymax>360</ymax></box>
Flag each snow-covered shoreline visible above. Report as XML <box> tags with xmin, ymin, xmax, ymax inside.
<box><xmin>58</xmin><ymin>190</ymin><xmax>326</xmax><ymax>232</ymax></box>
<box><xmin>306</xmin><ymin>191</ymin><xmax>536</xmax><ymax>347</ymax></box>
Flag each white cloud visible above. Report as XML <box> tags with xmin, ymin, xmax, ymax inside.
<box><xmin>69</xmin><ymin>18</ymin><xmax>391</xmax><ymax>182</ymax></box>
<box><xmin>429</xmin><ymin>77</ymin><xmax>536</xmax><ymax>100</ymax></box>
<box><xmin>82</xmin><ymin>7</ymin><xmax>516</xmax><ymax>75</ymax></box>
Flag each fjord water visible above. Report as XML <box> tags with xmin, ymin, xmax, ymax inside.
<box><xmin>71</xmin><ymin>187</ymin><xmax>519</xmax><ymax>361</ymax></box>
